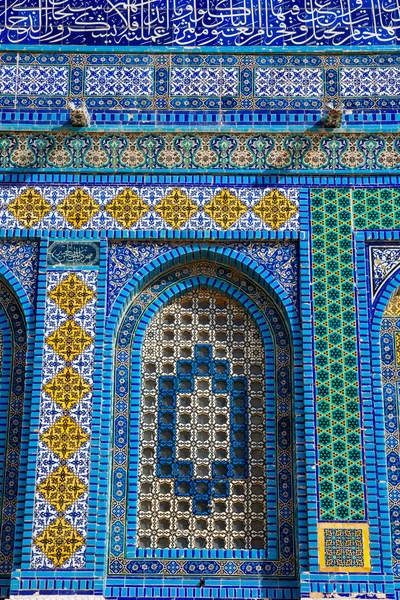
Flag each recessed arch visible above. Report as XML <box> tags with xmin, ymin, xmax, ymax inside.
<box><xmin>373</xmin><ymin>268</ymin><xmax>400</xmax><ymax>576</ymax></box>
<box><xmin>0</xmin><ymin>278</ymin><xmax>29</xmax><ymax>577</ymax></box>
<box><xmin>108</xmin><ymin>260</ymin><xmax>299</xmax><ymax>578</ymax></box>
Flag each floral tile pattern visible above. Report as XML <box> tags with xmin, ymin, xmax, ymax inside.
<box><xmin>32</xmin><ymin>271</ymin><xmax>97</xmax><ymax>570</ymax></box>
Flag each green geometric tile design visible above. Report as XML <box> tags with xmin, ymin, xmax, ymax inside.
<box><xmin>311</xmin><ymin>189</ymin><xmax>364</xmax><ymax>521</ymax></box>
<box><xmin>353</xmin><ymin>189</ymin><xmax>400</xmax><ymax>230</ymax></box>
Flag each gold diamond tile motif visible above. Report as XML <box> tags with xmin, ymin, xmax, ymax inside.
<box><xmin>41</xmin><ymin>415</ymin><xmax>89</xmax><ymax>460</ymax></box>
<box><xmin>37</xmin><ymin>465</ymin><xmax>86</xmax><ymax>512</ymax></box>
<box><xmin>155</xmin><ymin>188</ymin><xmax>198</xmax><ymax>228</ymax></box>
<box><xmin>106</xmin><ymin>188</ymin><xmax>149</xmax><ymax>228</ymax></box>
<box><xmin>43</xmin><ymin>366</ymin><xmax>91</xmax><ymax>410</ymax></box>
<box><xmin>204</xmin><ymin>189</ymin><xmax>247</xmax><ymax>229</ymax></box>
<box><xmin>8</xmin><ymin>188</ymin><xmax>52</xmax><ymax>228</ymax></box>
<box><xmin>253</xmin><ymin>189</ymin><xmax>298</xmax><ymax>230</ymax></box>
<box><xmin>48</xmin><ymin>273</ymin><xmax>95</xmax><ymax>316</ymax></box>
<box><xmin>46</xmin><ymin>320</ymin><xmax>93</xmax><ymax>362</ymax></box>
<box><xmin>57</xmin><ymin>188</ymin><xmax>100</xmax><ymax>228</ymax></box>
<box><xmin>34</xmin><ymin>516</ymin><xmax>85</xmax><ymax>567</ymax></box>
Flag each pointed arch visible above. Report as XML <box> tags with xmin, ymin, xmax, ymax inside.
<box><xmin>107</xmin><ymin>259</ymin><xmax>299</xmax><ymax>578</ymax></box>
<box><xmin>0</xmin><ymin>277</ymin><xmax>29</xmax><ymax>578</ymax></box>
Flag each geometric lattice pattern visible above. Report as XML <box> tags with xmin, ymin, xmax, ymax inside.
<box><xmin>137</xmin><ymin>290</ymin><xmax>267</xmax><ymax>550</ymax></box>
<box><xmin>32</xmin><ymin>270</ymin><xmax>97</xmax><ymax>569</ymax></box>
<box><xmin>0</xmin><ymin>186</ymin><xmax>299</xmax><ymax>232</ymax></box>
<box><xmin>353</xmin><ymin>188</ymin><xmax>400</xmax><ymax>231</ymax></box>
<box><xmin>311</xmin><ymin>188</ymin><xmax>400</xmax><ymax>529</ymax></box>
<box><xmin>311</xmin><ymin>189</ymin><xmax>364</xmax><ymax>520</ymax></box>
<box><xmin>318</xmin><ymin>523</ymin><xmax>370</xmax><ymax>572</ymax></box>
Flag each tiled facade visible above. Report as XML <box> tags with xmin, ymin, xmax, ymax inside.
<box><xmin>1</xmin><ymin>5</ymin><xmax>400</xmax><ymax>600</ymax></box>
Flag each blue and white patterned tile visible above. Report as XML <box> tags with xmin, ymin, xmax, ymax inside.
<box><xmin>181</xmin><ymin>212</ymin><xmax>221</xmax><ymax>230</ymax></box>
<box><xmin>85</xmin><ymin>66</ymin><xmax>154</xmax><ymax>96</ymax></box>
<box><xmin>30</xmin><ymin>545</ymin><xmax>56</xmax><ymax>570</ymax></box>
<box><xmin>255</xmin><ymin>68</ymin><xmax>323</xmax><ymax>97</ymax></box>
<box><xmin>0</xmin><ymin>65</ymin><xmax>69</xmax><ymax>95</ymax></box>
<box><xmin>68</xmin><ymin>399</ymin><xmax>93</xmax><ymax>436</ymax></box>
<box><xmin>170</xmin><ymin>67</ymin><xmax>239</xmax><ymax>96</ymax></box>
<box><xmin>35</xmin><ymin>442</ymin><xmax>62</xmax><ymax>482</ymax></box>
<box><xmin>107</xmin><ymin>240</ymin><xmax>298</xmax><ymax>317</ymax></box>
<box><xmin>38</xmin><ymin>399</ymin><xmax>64</xmax><ymax>434</ymax></box>
<box><xmin>41</xmin><ymin>346</ymin><xmax>66</xmax><ymax>382</ymax></box>
<box><xmin>64</xmin><ymin>498</ymin><xmax>90</xmax><ymax>536</ymax></box>
<box><xmin>133</xmin><ymin>211</ymin><xmax>171</xmax><ymax>230</ymax></box>
<box><xmin>32</xmin><ymin>496</ymin><xmax>59</xmax><ymax>538</ymax></box>
<box><xmin>230</xmin><ymin>211</ymin><xmax>269</xmax><ymax>230</ymax></box>
<box><xmin>340</xmin><ymin>67</ymin><xmax>400</xmax><ymax>96</ymax></box>
<box><xmin>371</xmin><ymin>247</ymin><xmax>400</xmax><ymax>294</ymax></box>
<box><xmin>0</xmin><ymin>241</ymin><xmax>39</xmax><ymax>306</ymax></box>
<box><xmin>66</xmin><ymin>443</ymin><xmax>91</xmax><ymax>485</ymax></box>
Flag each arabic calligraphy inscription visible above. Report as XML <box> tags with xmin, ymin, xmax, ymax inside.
<box><xmin>47</xmin><ymin>242</ymin><xmax>100</xmax><ymax>267</ymax></box>
<box><xmin>2</xmin><ymin>0</ymin><xmax>400</xmax><ymax>46</ymax></box>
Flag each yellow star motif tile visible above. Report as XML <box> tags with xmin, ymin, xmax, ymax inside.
<box><xmin>155</xmin><ymin>188</ymin><xmax>198</xmax><ymax>228</ymax></box>
<box><xmin>48</xmin><ymin>273</ymin><xmax>95</xmax><ymax>316</ymax></box>
<box><xmin>204</xmin><ymin>189</ymin><xmax>247</xmax><ymax>229</ymax></box>
<box><xmin>106</xmin><ymin>188</ymin><xmax>149</xmax><ymax>228</ymax></box>
<box><xmin>43</xmin><ymin>366</ymin><xmax>91</xmax><ymax>410</ymax></box>
<box><xmin>56</xmin><ymin>188</ymin><xmax>100</xmax><ymax>228</ymax></box>
<box><xmin>253</xmin><ymin>189</ymin><xmax>298</xmax><ymax>230</ymax></box>
<box><xmin>40</xmin><ymin>415</ymin><xmax>89</xmax><ymax>460</ymax></box>
<box><xmin>37</xmin><ymin>465</ymin><xmax>86</xmax><ymax>512</ymax></box>
<box><xmin>46</xmin><ymin>319</ymin><xmax>93</xmax><ymax>362</ymax></box>
<box><xmin>34</xmin><ymin>516</ymin><xmax>85</xmax><ymax>567</ymax></box>
<box><xmin>7</xmin><ymin>188</ymin><xmax>52</xmax><ymax>228</ymax></box>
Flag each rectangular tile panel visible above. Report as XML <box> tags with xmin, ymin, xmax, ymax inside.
<box><xmin>170</xmin><ymin>67</ymin><xmax>239</xmax><ymax>97</ymax></box>
<box><xmin>340</xmin><ymin>67</ymin><xmax>400</xmax><ymax>97</ymax></box>
<box><xmin>85</xmin><ymin>66</ymin><xmax>154</xmax><ymax>96</ymax></box>
<box><xmin>255</xmin><ymin>68</ymin><xmax>323</xmax><ymax>97</ymax></box>
<box><xmin>0</xmin><ymin>65</ymin><xmax>69</xmax><ymax>95</ymax></box>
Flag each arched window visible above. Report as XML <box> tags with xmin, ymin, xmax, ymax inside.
<box><xmin>381</xmin><ymin>286</ymin><xmax>400</xmax><ymax>575</ymax></box>
<box><xmin>136</xmin><ymin>288</ymin><xmax>266</xmax><ymax>550</ymax></box>
<box><xmin>110</xmin><ymin>262</ymin><xmax>295</xmax><ymax>576</ymax></box>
